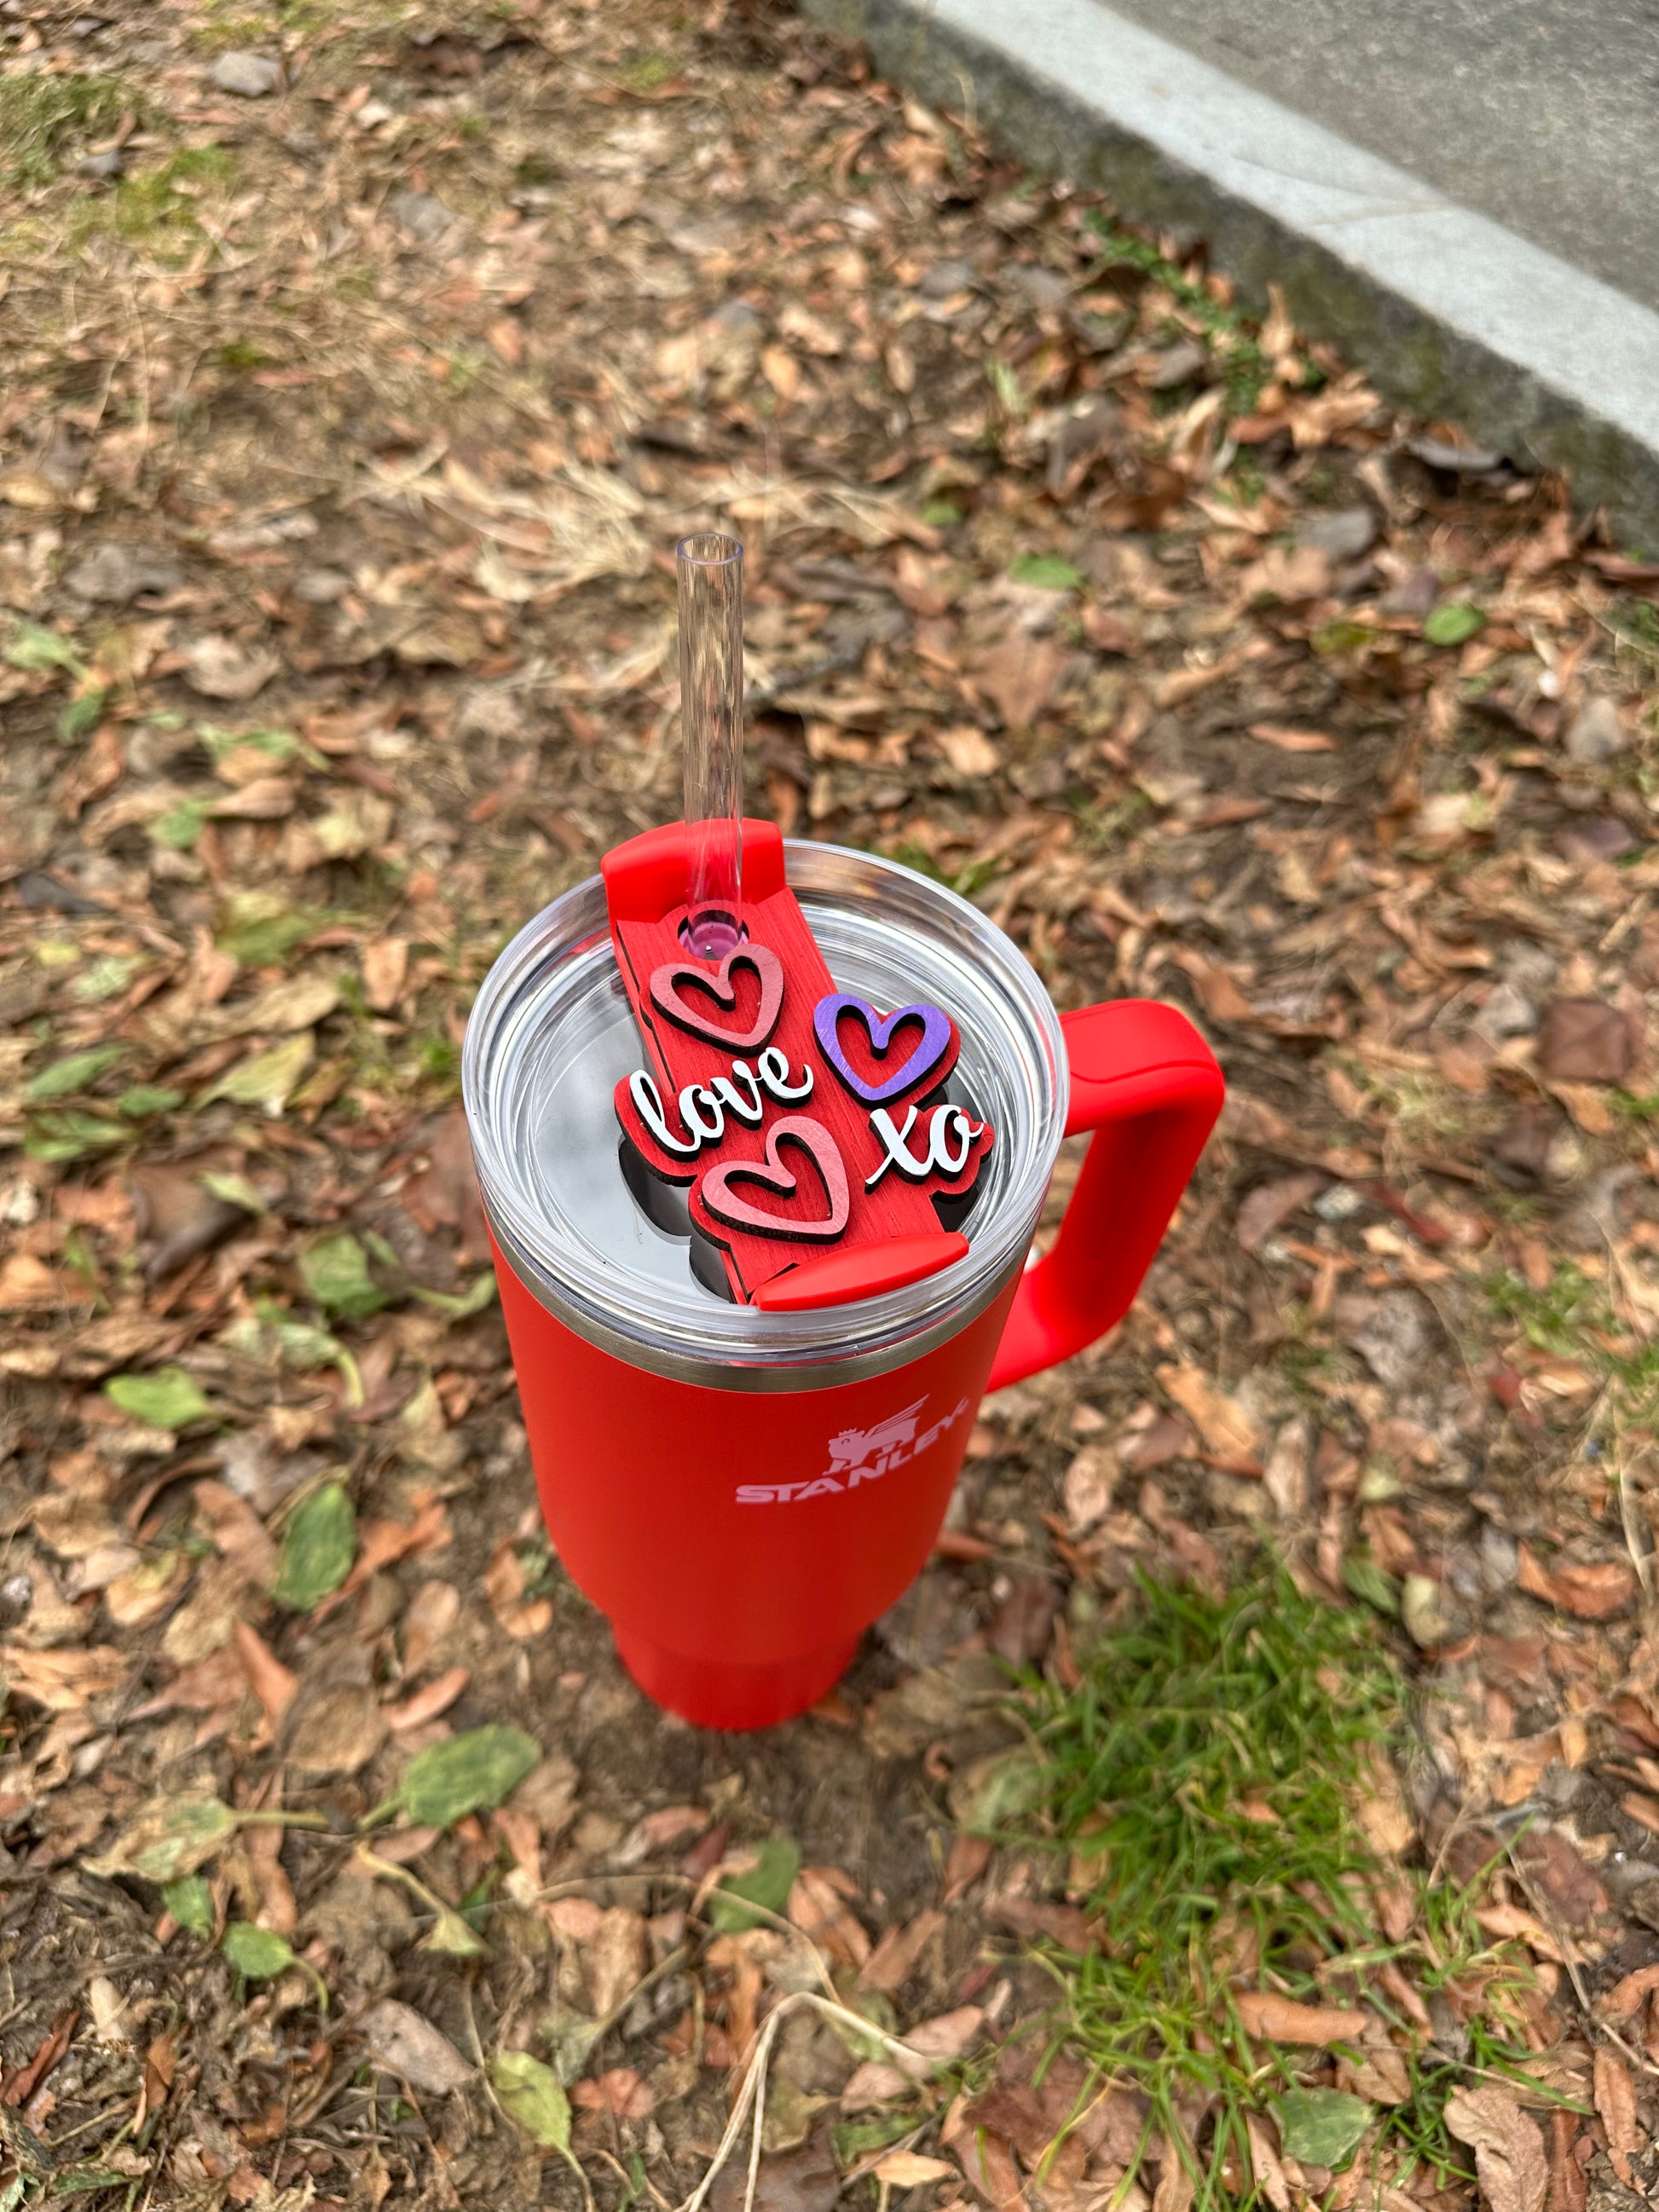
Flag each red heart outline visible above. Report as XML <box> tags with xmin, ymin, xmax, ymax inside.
<box><xmin>698</xmin><ymin>1115</ymin><xmax>850</xmax><ymax>1243</ymax></box>
<box><xmin>649</xmin><ymin>942</ymin><xmax>783</xmax><ymax>1051</ymax></box>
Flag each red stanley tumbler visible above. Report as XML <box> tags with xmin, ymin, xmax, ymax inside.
<box><xmin>463</xmin><ymin>836</ymin><xmax>1223</xmax><ymax>1730</ymax></box>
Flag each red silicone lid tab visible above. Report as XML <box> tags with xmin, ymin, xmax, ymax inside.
<box><xmin>602</xmin><ymin>818</ymin><xmax>786</xmax><ymax>928</ymax></box>
<box><xmin>750</xmin><ymin>1231</ymin><xmax>969</xmax><ymax>1313</ymax></box>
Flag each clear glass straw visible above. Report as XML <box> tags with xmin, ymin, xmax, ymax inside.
<box><xmin>677</xmin><ymin>531</ymin><xmax>744</xmax><ymax>960</ymax></box>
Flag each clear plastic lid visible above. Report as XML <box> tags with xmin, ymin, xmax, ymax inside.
<box><xmin>462</xmin><ymin>842</ymin><xmax>1066</xmax><ymax>1380</ymax></box>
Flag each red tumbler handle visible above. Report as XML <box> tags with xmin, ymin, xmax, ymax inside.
<box><xmin>987</xmin><ymin>1001</ymin><xmax>1224</xmax><ymax>1391</ymax></box>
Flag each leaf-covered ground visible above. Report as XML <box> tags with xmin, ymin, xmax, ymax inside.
<box><xmin>3</xmin><ymin>0</ymin><xmax>1659</xmax><ymax>2206</ymax></box>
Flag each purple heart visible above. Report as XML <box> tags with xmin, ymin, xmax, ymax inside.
<box><xmin>813</xmin><ymin>993</ymin><xmax>954</xmax><ymax>1106</ymax></box>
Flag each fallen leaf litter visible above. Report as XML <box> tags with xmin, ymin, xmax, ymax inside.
<box><xmin>2</xmin><ymin>0</ymin><xmax>1659</xmax><ymax>2204</ymax></box>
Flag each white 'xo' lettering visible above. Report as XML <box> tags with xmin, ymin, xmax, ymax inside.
<box><xmin>864</xmin><ymin>1103</ymin><xmax>984</xmax><ymax>1190</ymax></box>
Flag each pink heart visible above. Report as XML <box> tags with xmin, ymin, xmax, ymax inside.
<box><xmin>699</xmin><ymin>1116</ymin><xmax>850</xmax><ymax>1243</ymax></box>
<box><xmin>650</xmin><ymin>943</ymin><xmax>783</xmax><ymax>1052</ymax></box>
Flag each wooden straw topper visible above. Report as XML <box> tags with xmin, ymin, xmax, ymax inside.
<box><xmin>601</xmin><ymin>535</ymin><xmax>994</xmax><ymax>1311</ymax></box>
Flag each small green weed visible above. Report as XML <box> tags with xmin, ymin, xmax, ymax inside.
<box><xmin>617</xmin><ymin>51</ymin><xmax>675</xmax><ymax>94</ymax></box>
<box><xmin>1485</xmin><ymin>1260</ymin><xmax>1610</xmax><ymax>1356</ymax></box>
<box><xmin>1217</xmin><ymin>457</ymin><xmax>1268</xmax><ymax>508</ymax></box>
<box><xmin>0</xmin><ymin>72</ymin><xmax>128</xmax><ymax>187</ymax></box>
<box><xmin>417</xmin><ymin>1032</ymin><xmax>462</xmax><ymax>1093</ymax></box>
<box><xmin>1084</xmin><ymin>216</ymin><xmax>1269</xmax><ymax>413</ymax></box>
<box><xmin>217</xmin><ymin>338</ymin><xmax>271</xmax><ymax>373</ymax></box>
<box><xmin>214</xmin><ymin>892</ymin><xmax>335</xmax><ymax>967</ymax></box>
<box><xmin>442</xmin><ymin>349</ymin><xmax>488</xmax><ymax>393</ymax></box>
<box><xmin>886</xmin><ymin>840</ymin><xmax>1002</xmax><ymax>902</ymax></box>
<box><xmin>983</xmin><ymin>1568</ymin><xmax>1539</xmax><ymax>2201</ymax></box>
<box><xmin>1072</xmin><ymin>788</ymin><xmax>1151</xmax><ymax>852</ymax></box>
<box><xmin>195</xmin><ymin>0</ymin><xmax>332</xmax><ymax>49</ymax></box>
<box><xmin>1488</xmin><ymin>1257</ymin><xmax>1659</xmax><ymax>1421</ymax></box>
<box><xmin>1610</xmin><ymin>598</ymin><xmax>1659</xmax><ymax>661</ymax></box>
<box><xmin>76</xmin><ymin>145</ymin><xmax>235</xmax><ymax>247</ymax></box>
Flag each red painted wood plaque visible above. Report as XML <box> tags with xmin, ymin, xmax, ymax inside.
<box><xmin>602</xmin><ymin>821</ymin><xmax>994</xmax><ymax>1308</ymax></box>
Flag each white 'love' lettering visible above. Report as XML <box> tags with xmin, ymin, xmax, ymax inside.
<box><xmin>627</xmin><ymin>1050</ymin><xmax>815</xmax><ymax>1158</ymax></box>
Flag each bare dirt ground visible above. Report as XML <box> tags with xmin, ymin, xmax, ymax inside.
<box><xmin>4</xmin><ymin>0</ymin><xmax>1659</xmax><ymax>2205</ymax></box>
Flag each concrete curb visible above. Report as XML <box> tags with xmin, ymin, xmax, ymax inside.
<box><xmin>801</xmin><ymin>0</ymin><xmax>1659</xmax><ymax>546</ymax></box>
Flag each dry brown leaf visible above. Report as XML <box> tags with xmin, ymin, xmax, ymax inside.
<box><xmin>706</xmin><ymin>2129</ymin><xmax>838</xmax><ymax>2212</ymax></box>
<box><xmin>0</xmin><ymin>470</ymin><xmax>63</xmax><ymax>511</ymax></box>
<box><xmin>1550</xmin><ymin>1080</ymin><xmax>1617</xmax><ymax>1136</ymax></box>
<box><xmin>492</xmin><ymin>1804</ymin><xmax>540</xmax><ymax>1885</ymax></box>
<box><xmin>573</xmin><ymin>2066</ymin><xmax>656</xmax><ymax>2119</ymax></box>
<box><xmin>1170</xmin><ymin>947</ymin><xmax>1258</xmax><ymax>1024</ymax></box>
<box><xmin>858</xmin><ymin>1909</ymin><xmax>943</xmax><ymax>1994</ymax></box>
<box><xmin>484</xmin><ymin>1539</ymin><xmax>553</xmax><ymax>1640</ymax></box>
<box><xmin>513</xmin><ymin>1750</ymin><xmax>581</xmax><ymax>1844</ymax></box>
<box><xmin>620</xmin><ymin>1804</ymin><xmax>709</xmax><ymax>1859</ymax></box>
<box><xmin>985</xmin><ymin>1894</ymin><xmax>1096</xmax><ymax>1950</ymax></box>
<box><xmin>586</xmin><ymin>1905</ymin><xmax>650</xmax><ymax>2017</ymax></box>
<box><xmin>1234</xmin><ymin>1991</ymin><xmax>1367</xmax><ymax>2046</ymax></box>
<box><xmin>184</xmin><ymin>635</ymin><xmax>280</xmax><ymax>702</ymax></box>
<box><xmin>1240</xmin><ymin>544</ymin><xmax>1330</xmax><ymax>604</ymax></box>
<box><xmin>210</xmin><ymin>775</ymin><xmax>294</xmax><ymax>820</ymax></box>
<box><xmin>384</xmin><ymin>1665</ymin><xmax>469</xmax><ymax>1733</ymax></box>
<box><xmin>789</xmin><ymin>1868</ymin><xmax>871</xmax><ymax>1969</ymax></box>
<box><xmin>402</xmin><ymin>1580</ymin><xmax>460</xmax><ymax>1673</ymax></box>
<box><xmin>1514</xmin><ymin>1829</ymin><xmax>1608</xmax><ymax>1928</ymax></box>
<box><xmin>1061</xmin><ymin>1446</ymin><xmax>1115</xmax><ymax>1533</ymax></box>
<box><xmin>1236</xmin><ymin>1173</ymin><xmax>1323</xmax><ymax>1255</ymax></box>
<box><xmin>872</xmin><ymin>2152</ymin><xmax>955</xmax><ymax>2188</ymax></box>
<box><xmin>1081</xmin><ymin>601</ymin><xmax>1136</xmax><ymax>654</ymax></box>
<box><xmin>1244</xmin><ymin>2112</ymin><xmax>1291</xmax><ymax>2212</ymax></box>
<box><xmin>362</xmin><ymin>937</ymin><xmax>409</xmax><ymax>1013</ymax></box>
<box><xmin>286</xmin><ymin>1685</ymin><xmax>388</xmax><ymax>1776</ymax></box>
<box><xmin>359</xmin><ymin>2000</ymin><xmax>472</xmax><ymax>2095</ymax></box>
<box><xmin>954</xmin><ymin>2127</ymin><xmax>1027</xmax><ymax>2212</ymax></box>
<box><xmin>193</xmin><ymin>1480</ymin><xmax>279</xmax><ymax>1590</ymax></box>
<box><xmin>1246</xmin><ymin>722</ymin><xmax>1336</xmax><ymax>753</ymax></box>
<box><xmin>760</xmin><ymin>344</ymin><xmax>801</xmax><ymax>401</ymax></box>
<box><xmin>1516</xmin><ymin>1544</ymin><xmax>1637</xmax><ymax>1620</ymax></box>
<box><xmin>0</xmin><ymin>1644</ymin><xmax>126</xmax><ymax>1710</ymax></box>
<box><xmin>129</xmin><ymin>1164</ymin><xmax>248</xmax><ymax>1280</ymax></box>
<box><xmin>840</xmin><ymin>2061</ymin><xmax>910</xmax><ymax>2111</ymax></box>
<box><xmin>1475</xmin><ymin>1903</ymin><xmax>1565</xmax><ymax>1960</ymax></box>
<box><xmin>1339</xmin><ymin>2035</ymin><xmax>1411</xmax><ymax>2105</ymax></box>
<box><xmin>245</xmin><ymin>1806</ymin><xmax>298</xmax><ymax>1937</ymax></box>
<box><xmin>1155</xmin><ymin>1362</ymin><xmax>1260</xmax><ymax>1460</ymax></box>
<box><xmin>704</xmin><ymin>1929</ymin><xmax>764</xmax><ymax>2059</ymax></box>
<box><xmin>1118</xmin><ymin>1412</ymin><xmax>1198</xmax><ymax>1476</ymax></box>
<box><xmin>1442</xmin><ymin>2084</ymin><xmax>1547</xmax><ymax>2212</ymax></box>
<box><xmin>1598</xmin><ymin>1961</ymin><xmax>1659</xmax><ymax>2021</ymax></box>
<box><xmin>1592</xmin><ymin>2047</ymin><xmax>1639</xmax><ymax>2186</ymax></box>
<box><xmin>546</xmin><ymin>1897</ymin><xmax>603</xmax><ymax>1943</ymax></box>
<box><xmin>339</xmin><ymin>1495</ymin><xmax>452</xmax><ymax>1597</ymax></box>
<box><xmin>1355</xmin><ymin>1741</ymin><xmax>1415</xmax><ymax>1857</ymax></box>
<box><xmin>232</xmin><ymin>1620</ymin><xmax>297</xmax><ymax>1729</ymax></box>
<box><xmin>971</xmin><ymin>632</ymin><xmax>1066</xmax><ymax>729</ymax></box>
<box><xmin>1149</xmin><ymin>2131</ymin><xmax>1195</xmax><ymax>2212</ymax></box>
<box><xmin>0</xmin><ymin>1254</ymin><xmax>70</xmax><ymax>1310</ymax></box>
<box><xmin>400</xmin><ymin>1109</ymin><xmax>489</xmax><ymax>1263</ymax></box>
<box><xmin>1548</xmin><ymin>2111</ymin><xmax>1587</xmax><ymax>2212</ymax></box>
<box><xmin>897</xmin><ymin>2005</ymin><xmax>984</xmax><ymax>2077</ymax></box>
<box><xmin>936</xmin><ymin>724</ymin><xmax>1001</xmax><ymax>777</ymax></box>
<box><xmin>1536</xmin><ymin>998</ymin><xmax>1636</xmax><ymax>1083</ymax></box>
